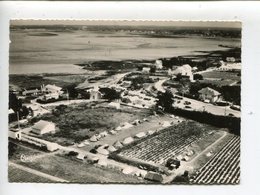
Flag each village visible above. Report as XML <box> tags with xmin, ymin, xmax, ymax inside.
<box><xmin>8</xmin><ymin>52</ymin><xmax>241</xmax><ymax>184</ymax></box>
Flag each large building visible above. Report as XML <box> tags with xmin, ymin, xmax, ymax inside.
<box><xmin>168</xmin><ymin>64</ymin><xmax>193</xmax><ymax>81</ymax></box>
<box><xmin>198</xmin><ymin>87</ymin><xmax>221</xmax><ymax>103</ymax></box>
<box><xmin>31</xmin><ymin>120</ymin><xmax>56</xmax><ymax>135</ymax></box>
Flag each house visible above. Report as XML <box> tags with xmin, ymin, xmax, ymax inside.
<box><xmin>142</xmin><ymin>67</ymin><xmax>151</xmax><ymax>74</ymax></box>
<box><xmin>171</xmin><ymin>64</ymin><xmax>193</xmax><ymax>81</ymax></box>
<box><xmin>155</xmin><ymin>60</ymin><xmax>163</xmax><ymax>69</ymax></box>
<box><xmin>198</xmin><ymin>87</ymin><xmax>221</xmax><ymax>103</ymax></box>
<box><xmin>31</xmin><ymin>120</ymin><xmax>56</xmax><ymax>135</ymax></box>
<box><xmin>144</xmin><ymin>172</ymin><xmax>163</xmax><ymax>182</ymax></box>
<box><xmin>226</xmin><ymin>57</ymin><xmax>236</xmax><ymax>62</ymax></box>
<box><xmin>22</xmin><ymin>88</ymin><xmax>40</xmax><ymax>96</ymax></box>
<box><xmin>8</xmin><ymin>129</ymin><xmax>22</xmax><ymax>140</ymax></box>
<box><xmin>42</xmin><ymin>84</ymin><xmax>63</xmax><ymax>95</ymax></box>
<box><xmin>8</xmin><ymin>109</ymin><xmax>15</xmax><ymax>115</ymax></box>
<box><xmin>89</xmin><ymin>86</ymin><xmax>102</xmax><ymax>100</ymax></box>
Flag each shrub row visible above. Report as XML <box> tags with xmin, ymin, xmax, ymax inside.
<box><xmin>169</xmin><ymin>107</ymin><xmax>240</xmax><ymax>135</ymax></box>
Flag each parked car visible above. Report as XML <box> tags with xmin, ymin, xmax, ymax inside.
<box><xmin>184</xmin><ymin>101</ymin><xmax>191</xmax><ymax>105</ymax></box>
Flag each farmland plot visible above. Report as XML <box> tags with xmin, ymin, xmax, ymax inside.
<box><xmin>190</xmin><ymin>135</ymin><xmax>240</xmax><ymax>184</ymax></box>
<box><xmin>117</xmin><ymin>121</ymin><xmax>214</xmax><ymax>165</ymax></box>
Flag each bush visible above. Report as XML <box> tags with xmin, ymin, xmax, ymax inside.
<box><xmin>169</xmin><ymin>107</ymin><xmax>240</xmax><ymax>135</ymax></box>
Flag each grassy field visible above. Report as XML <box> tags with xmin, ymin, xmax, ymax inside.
<box><xmin>9</xmin><ymin>141</ymin><xmax>146</xmax><ymax>183</ymax></box>
<box><xmin>8</xmin><ymin>166</ymin><xmax>54</xmax><ymax>183</ymax></box>
<box><xmin>40</xmin><ymin>103</ymin><xmax>152</xmax><ymax>145</ymax></box>
<box><xmin>13</xmin><ymin>153</ymin><xmax>146</xmax><ymax>183</ymax></box>
<box><xmin>201</xmin><ymin>70</ymin><xmax>240</xmax><ymax>85</ymax></box>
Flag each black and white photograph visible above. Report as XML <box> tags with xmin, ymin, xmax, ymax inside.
<box><xmin>8</xmin><ymin>20</ymin><xmax>241</xmax><ymax>184</ymax></box>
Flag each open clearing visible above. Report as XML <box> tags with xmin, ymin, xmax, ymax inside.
<box><xmin>40</xmin><ymin>103</ymin><xmax>152</xmax><ymax>145</ymax></box>
<box><xmin>9</xmin><ymin>165</ymin><xmax>54</xmax><ymax>183</ymax></box>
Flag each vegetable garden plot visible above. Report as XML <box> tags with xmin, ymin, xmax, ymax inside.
<box><xmin>190</xmin><ymin>135</ymin><xmax>240</xmax><ymax>184</ymax></box>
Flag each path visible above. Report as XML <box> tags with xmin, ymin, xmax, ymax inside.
<box><xmin>188</xmin><ymin>131</ymin><xmax>227</xmax><ymax>163</ymax></box>
<box><xmin>9</xmin><ymin>162</ymin><xmax>69</xmax><ymax>183</ymax></box>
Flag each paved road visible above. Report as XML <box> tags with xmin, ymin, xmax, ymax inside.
<box><xmin>174</xmin><ymin>96</ymin><xmax>240</xmax><ymax>117</ymax></box>
<box><xmin>9</xmin><ymin>162</ymin><xmax>69</xmax><ymax>183</ymax></box>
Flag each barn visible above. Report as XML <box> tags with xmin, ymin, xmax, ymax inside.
<box><xmin>31</xmin><ymin>120</ymin><xmax>56</xmax><ymax>135</ymax></box>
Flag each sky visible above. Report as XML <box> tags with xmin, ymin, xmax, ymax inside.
<box><xmin>10</xmin><ymin>20</ymin><xmax>241</xmax><ymax>29</ymax></box>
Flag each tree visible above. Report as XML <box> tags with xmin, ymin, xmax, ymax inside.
<box><xmin>156</xmin><ymin>90</ymin><xmax>174</xmax><ymax>111</ymax></box>
<box><xmin>99</xmin><ymin>88</ymin><xmax>120</xmax><ymax>101</ymax></box>
<box><xmin>66</xmin><ymin>84</ymin><xmax>78</xmax><ymax>99</ymax></box>
<box><xmin>9</xmin><ymin>92</ymin><xmax>22</xmax><ymax>112</ymax></box>
<box><xmin>150</xmin><ymin>66</ymin><xmax>156</xmax><ymax>73</ymax></box>
<box><xmin>193</xmin><ymin>74</ymin><xmax>203</xmax><ymax>80</ymax></box>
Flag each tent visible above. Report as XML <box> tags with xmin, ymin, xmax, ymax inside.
<box><xmin>135</xmin><ymin>170</ymin><xmax>147</xmax><ymax>178</ymax></box>
<box><xmin>115</xmin><ymin>126</ymin><xmax>122</xmax><ymax>131</ymax></box>
<box><xmin>162</xmin><ymin>121</ymin><xmax>171</xmax><ymax>127</ymax></box>
<box><xmin>121</xmin><ymin>122</ymin><xmax>133</xmax><ymax>130</ymax></box>
<box><xmin>122</xmin><ymin>167</ymin><xmax>135</xmax><ymax>175</ymax></box>
<box><xmin>96</xmin><ymin>148</ymin><xmax>109</xmax><ymax>156</ymax></box>
<box><xmin>87</xmin><ymin>156</ymin><xmax>99</xmax><ymax>164</ymax></box>
<box><xmin>77</xmin><ymin>143</ymin><xmax>85</xmax><ymax>148</ymax></box>
<box><xmin>123</xmin><ymin>137</ymin><xmax>134</xmax><ymax>145</ymax></box>
<box><xmin>108</xmin><ymin>102</ymin><xmax>120</xmax><ymax>109</ymax></box>
<box><xmin>144</xmin><ymin>172</ymin><xmax>163</xmax><ymax>182</ymax></box>
<box><xmin>76</xmin><ymin>153</ymin><xmax>85</xmax><ymax>161</ymax></box>
<box><xmin>113</xmin><ymin>141</ymin><xmax>123</xmax><ymax>148</ymax></box>
<box><xmin>97</xmin><ymin>160</ymin><xmax>108</xmax><ymax>167</ymax></box>
<box><xmin>100</xmin><ymin>131</ymin><xmax>108</xmax><ymax>137</ymax></box>
<box><xmin>107</xmin><ymin>145</ymin><xmax>117</xmax><ymax>152</ymax></box>
<box><xmin>90</xmin><ymin>135</ymin><xmax>98</xmax><ymax>142</ymax></box>
<box><xmin>132</xmin><ymin>119</ymin><xmax>141</xmax><ymax>125</ymax></box>
<box><xmin>147</xmin><ymin>130</ymin><xmax>155</xmax><ymax>135</ymax></box>
<box><xmin>109</xmin><ymin>130</ymin><xmax>117</xmax><ymax>135</ymax></box>
<box><xmin>135</xmin><ymin>132</ymin><xmax>146</xmax><ymax>139</ymax></box>
<box><xmin>83</xmin><ymin>140</ymin><xmax>90</xmax><ymax>145</ymax></box>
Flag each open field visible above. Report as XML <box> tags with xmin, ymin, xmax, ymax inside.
<box><xmin>9</xmin><ymin>165</ymin><xmax>54</xmax><ymax>183</ymax></box>
<box><xmin>9</xmin><ymin>141</ymin><xmax>146</xmax><ymax>183</ymax></box>
<box><xmin>200</xmin><ymin>70</ymin><xmax>240</xmax><ymax>86</ymax></box>
<box><xmin>39</xmin><ymin>102</ymin><xmax>152</xmax><ymax>145</ymax></box>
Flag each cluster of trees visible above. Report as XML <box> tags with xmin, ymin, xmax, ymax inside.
<box><xmin>9</xmin><ymin>92</ymin><xmax>31</xmax><ymax>122</ymax></box>
<box><xmin>156</xmin><ymin>90</ymin><xmax>174</xmax><ymax>112</ymax></box>
<box><xmin>130</xmin><ymin>76</ymin><xmax>154</xmax><ymax>90</ymax></box>
<box><xmin>99</xmin><ymin>88</ymin><xmax>121</xmax><ymax>101</ymax></box>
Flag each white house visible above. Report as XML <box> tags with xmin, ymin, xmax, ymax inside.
<box><xmin>89</xmin><ymin>86</ymin><xmax>102</xmax><ymax>100</ymax></box>
<box><xmin>31</xmin><ymin>120</ymin><xmax>56</xmax><ymax>135</ymax></box>
<box><xmin>9</xmin><ymin>129</ymin><xmax>22</xmax><ymax>140</ymax></box>
<box><xmin>155</xmin><ymin>60</ymin><xmax>163</xmax><ymax>69</ymax></box>
<box><xmin>42</xmin><ymin>84</ymin><xmax>63</xmax><ymax>95</ymax></box>
<box><xmin>142</xmin><ymin>67</ymin><xmax>151</xmax><ymax>74</ymax></box>
<box><xmin>198</xmin><ymin>87</ymin><xmax>221</xmax><ymax>103</ymax></box>
<box><xmin>171</xmin><ymin>64</ymin><xmax>193</xmax><ymax>81</ymax></box>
